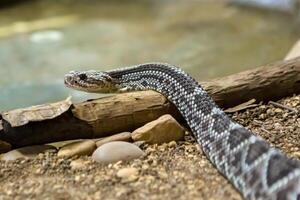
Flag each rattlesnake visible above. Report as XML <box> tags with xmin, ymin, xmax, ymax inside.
<box><xmin>64</xmin><ymin>63</ymin><xmax>300</xmax><ymax>200</ymax></box>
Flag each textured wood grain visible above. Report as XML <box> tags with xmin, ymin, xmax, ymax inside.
<box><xmin>202</xmin><ymin>57</ymin><xmax>300</xmax><ymax>108</ymax></box>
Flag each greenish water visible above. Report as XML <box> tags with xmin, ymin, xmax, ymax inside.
<box><xmin>0</xmin><ymin>0</ymin><xmax>299</xmax><ymax>111</ymax></box>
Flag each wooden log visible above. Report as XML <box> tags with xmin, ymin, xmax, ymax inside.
<box><xmin>202</xmin><ymin>57</ymin><xmax>300</xmax><ymax>108</ymax></box>
<box><xmin>0</xmin><ymin>91</ymin><xmax>181</xmax><ymax>148</ymax></box>
<box><xmin>1</xmin><ymin>57</ymin><xmax>300</xmax><ymax>148</ymax></box>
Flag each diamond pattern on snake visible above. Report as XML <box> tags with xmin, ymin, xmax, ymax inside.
<box><xmin>64</xmin><ymin>63</ymin><xmax>300</xmax><ymax>200</ymax></box>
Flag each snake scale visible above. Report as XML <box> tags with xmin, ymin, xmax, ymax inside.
<box><xmin>64</xmin><ymin>63</ymin><xmax>300</xmax><ymax>200</ymax></box>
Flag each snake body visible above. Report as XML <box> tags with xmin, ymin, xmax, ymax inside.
<box><xmin>64</xmin><ymin>63</ymin><xmax>300</xmax><ymax>200</ymax></box>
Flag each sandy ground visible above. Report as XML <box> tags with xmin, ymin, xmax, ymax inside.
<box><xmin>0</xmin><ymin>95</ymin><xmax>299</xmax><ymax>200</ymax></box>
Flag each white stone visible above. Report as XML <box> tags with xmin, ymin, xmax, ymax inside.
<box><xmin>92</xmin><ymin>141</ymin><xmax>145</xmax><ymax>164</ymax></box>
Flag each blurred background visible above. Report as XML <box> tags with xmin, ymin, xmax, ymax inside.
<box><xmin>0</xmin><ymin>0</ymin><xmax>299</xmax><ymax>111</ymax></box>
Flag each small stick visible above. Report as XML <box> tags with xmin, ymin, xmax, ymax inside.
<box><xmin>261</xmin><ymin>127</ymin><xmax>271</xmax><ymax>134</ymax></box>
<box><xmin>253</xmin><ymin>119</ymin><xmax>262</xmax><ymax>125</ymax></box>
<box><xmin>268</xmin><ymin>101</ymin><xmax>298</xmax><ymax>113</ymax></box>
<box><xmin>251</xmin><ymin>120</ymin><xmax>271</xmax><ymax>134</ymax></box>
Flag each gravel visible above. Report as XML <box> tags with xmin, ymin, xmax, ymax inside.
<box><xmin>0</xmin><ymin>95</ymin><xmax>299</xmax><ymax>200</ymax></box>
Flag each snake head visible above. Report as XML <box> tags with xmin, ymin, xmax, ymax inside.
<box><xmin>64</xmin><ymin>70</ymin><xmax>119</xmax><ymax>93</ymax></box>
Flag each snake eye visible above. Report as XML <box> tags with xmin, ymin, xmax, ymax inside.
<box><xmin>78</xmin><ymin>74</ymin><xmax>87</xmax><ymax>80</ymax></box>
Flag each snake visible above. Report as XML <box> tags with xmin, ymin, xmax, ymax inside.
<box><xmin>64</xmin><ymin>63</ymin><xmax>300</xmax><ymax>200</ymax></box>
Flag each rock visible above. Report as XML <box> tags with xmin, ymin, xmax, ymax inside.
<box><xmin>0</xmin><ymin>145</ymin><xmax>56</xmax><ymax>161</ymax></box>
<box><xmin>48</xmin><ymin>139</ymin><xmax>83</xmax><ymax>149</ymax></box>
<box><xmin>168</xmin><ymin>141</ymin><xmax>177</xmax><ymax>148</ymax></box>
<box><xmin>274</xmin><ymin>108</ymin><xmax>283</xmax><ymax>113</ymax></box>
<box><xmin>92</xmin><ymin>141</ymin><xmax>145</xmax><ymax>164</ymax></box>
<box><xmin>131</xmin><ymin>114</ymin><xmax>185</xmax><ymax>144</ymax></box>
<box><xmin>116</xmin><ymin>167</ymin><xmax>139</xmax><ymax>181</ymax></box>
<box><xmin>292</xmin><ymin>151</ymin><xmax>300</xmax><ymax>159</ymax></box>
<box><xmin>95</xmin><ymin>132</ymin><xmax>132</xmax><ymax>147</ymax></box>
<box><xmin>58</xmin><ymin>140</ymin><xmax>96</xmax><ymax>157</ymax></box>
<box><xmin>70</xmin><ymin>159</ymin><xmax>90</xmax><ymax>170</ymax></box>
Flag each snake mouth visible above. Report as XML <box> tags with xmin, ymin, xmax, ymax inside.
<box><xmin>64</xmin><ymin>73</ymin><xmax>82</xmax><ymax>89</ymax></box>
<box><xmin>64</xmin><ymin>75</ymin><xmax>73</xmax><ymax>86</ymax></box>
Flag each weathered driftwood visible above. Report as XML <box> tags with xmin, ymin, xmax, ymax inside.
<box><xmin>0</xmin><ymin>91</ymin><xmax>181</xmax><ymax>148</ymax></box>
<box><xmin>1</xmin><ymin>57</ymin><xmax>300</xmax><ymax>149</ymax></box>
<box><xmin>202</xmin><ymin>57</ymin><xmax>300</xmax><ymax>108</ymax></box>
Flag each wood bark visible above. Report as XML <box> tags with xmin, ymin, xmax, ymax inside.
<box><xmin>1</xmin><ymin>57</ymin><xmax>300</xmax><ymax>148</ymax></box>
<box><xmin>202</xmin><ymin>57</ymin><xmax>300</xmax><ymax>108</ymax></box>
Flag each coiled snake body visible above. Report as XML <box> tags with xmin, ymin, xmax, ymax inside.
<box><xmin>64</xmin><ymin>63</ymin><xmax>300</xmax><ymax>200</ymax></box>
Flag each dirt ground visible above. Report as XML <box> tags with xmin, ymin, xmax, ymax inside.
<box><xmin>0</xmin><ymin>95</ymin><xmax>299</xmax><ymax>200</ymax></box>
